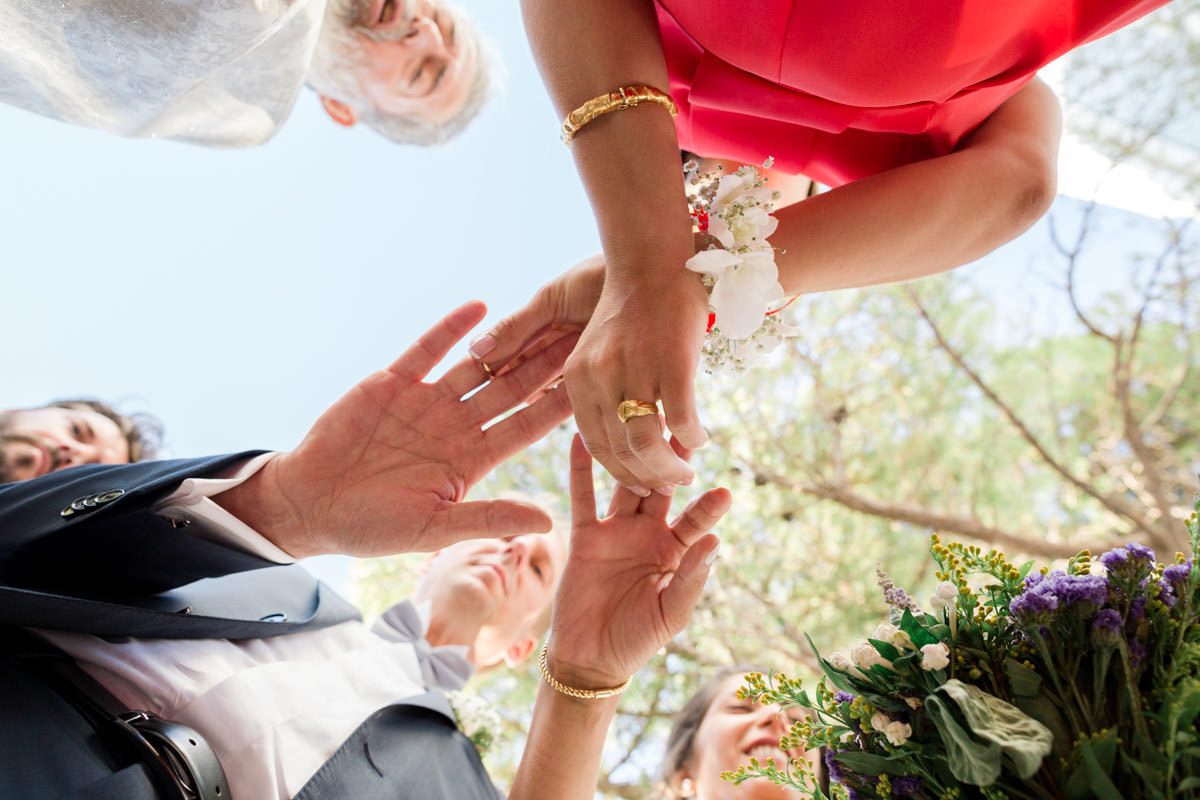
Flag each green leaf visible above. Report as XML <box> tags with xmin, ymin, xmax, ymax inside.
<box><xmin>925</xmin><ymin>694</ymin><xmax>1002</xmax><ymax>785</ymax></box>
<box><xmin>868</xmin><ymin>638</ymin><xmax>901</xmax><ymax>663</ymax></box>
<box><xmin>1175</xmin><ymin>777</ymin><xmax>1200</xmax><ymax>792</ymax></box>
<box><xmin>1077</xmin><ymin>739</ymin><xmax>1125</xmax><ymax>800</ymax></box>
<box><xmin>1017</xmin><ymin>560</ymin><xmax>1035</xmax><ymax>581</ymax></box>
<box><xmin>833</xmin><ymin>751</ymin><xmax>905</xmax><ymax>776</ymax></box>
<box><xmin>936</xmin><ymin>679</ymin><xmax>1053</xmax><ymax>779</ymax></box>
<box><xmin>900</xmin><ymin>609</ymin><xmax>939</xmax><ymax>648</ymax></box>
<box><xmin>1003</xmin><ymin>658</ymin><xmax>1042</xmax><ymax>697</ymax></box>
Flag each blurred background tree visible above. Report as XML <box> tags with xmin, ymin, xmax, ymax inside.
<box><xmin>354</xmin><ymin>2</ymin><xmax>1199</xmax><ymax>796</ymax></box>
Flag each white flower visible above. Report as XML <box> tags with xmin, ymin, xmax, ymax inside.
<box><xmin>852</xmin><ymin>642</ymin><xmax>893</xmax><ymax>672</ymax></box>
<box><xmin>871</xmin><ymin>623</ymin><xmax>915</xmax><ymax>651</ymax></box>
<box><xmin>447</xmin><ymin>691</ymin><xmax>502</xmax><ymax>753</ymax></box>
<box><xmin>920</xmin><ymin>642</ymin><xmax>951</xmax><ymax>671</ymax></box>
<box><xmin>684</xmin><ymin>248</ymin><xmax>740</xmax><ymax>280</ymax></box>
<box><xmin>904</xmin><ymin>696</ymin><xmax>924</xmax><ymax>709</ymax></box>
<box><xmin>872</xmin><ymin>623</ymin><xmax>900</xmax><ymax>642</ymax></box>
<box><xmin>828</xmin><ymin>650</ymin><xmax>853</xmax><ymax>671</ymax></box>
<box><xmin>883</xmin><ymin>720</ymin><xmax>913</xmax><ymax>746</ymax></box>
<box><xmin>929</xmin><ymin>581</ymin><xmax>959</xmax><ymax>612</ymax></box>
<box><xmin>870</xmin><ymin>711</ymin><xmax>893</xmax><ymax>732</ymax></box>
<box><xmin>708</xmin><ymin>251</ymin><xmax>785</xmax><ymax>339</ymax></box>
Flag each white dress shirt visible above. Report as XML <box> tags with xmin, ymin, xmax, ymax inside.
<box><xmin>0</xmin><ymin>0</ymin><xmax>325</xmax><ymax>146</ymax></box>
<box><xmin>38</xmin><ymin>454</ymin><xmax>473</xmax><ymax>800</ymax></box>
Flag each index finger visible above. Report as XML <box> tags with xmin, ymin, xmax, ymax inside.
<box><xmin>386</xmin><ymin>301</ymin><xmax>489</xmax><ymax>382</ymax></box>
<box><xmin>568</xmin><ymin>434</ymin><xmax>598</xmax><ymax>529</ymax></box>
<box><xmin>658</xmin><ymin>361</ymin><xmax>708</xmax><ymax>450</ymax></box>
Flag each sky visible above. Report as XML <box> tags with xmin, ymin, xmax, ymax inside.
<box><xmin>2</xmin><ymin>2</ymin><xmax>1194</xmax><ymax>592</ymax></box>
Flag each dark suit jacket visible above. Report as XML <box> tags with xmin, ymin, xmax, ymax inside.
<box><xmin>0</xmin><ymin>455</ymin><xmax>498</xmax><ymax>799</ymax></box>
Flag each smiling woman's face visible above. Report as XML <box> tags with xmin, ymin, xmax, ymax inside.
<box><xmin>684</xmin><ymin>675</ymin><xmax>809</xmax><ymax>800</ymax></box>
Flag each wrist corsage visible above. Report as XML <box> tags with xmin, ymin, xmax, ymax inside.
<box><xmin>446</xmin><ymin>690</ymin><xmax>502</xmax><ymax>754</ymax></box>
<box><xmin>685</xmin><ymin>159</ymin><xmax>798</xmax><ymax>374</ymax></box>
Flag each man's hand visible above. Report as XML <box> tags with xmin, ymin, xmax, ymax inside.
<box><xmin>545</xmin><ymin>435</ymin><xmax>730</xmax><ymax>690</ymax></box>
<box><xmin>216</xmin><ymin>301</ymin><xmax>574</xmax><ymax>558</ymax></box>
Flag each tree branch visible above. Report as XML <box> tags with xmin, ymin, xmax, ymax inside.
<box><xmin>906</xmin><ymin>288</ymin><xmax>1162</xmax><ymax>541</ymax></box>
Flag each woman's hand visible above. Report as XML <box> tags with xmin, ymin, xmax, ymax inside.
<box><xmin>564</xmin><ymin>264</ymin><xmax>711</xmax><ymax>493</ymax></box>
<box><xmin>469</xmin><ymin>255</ymin><xmax>606</xmax><ymax>377</ymax></box>
<box><xmin>545</xmin><ymin>435</ymin><xmax>730</xmax><ymax>690</ymax></box>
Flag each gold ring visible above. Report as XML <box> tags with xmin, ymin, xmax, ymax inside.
<box><xmin>617</xmin><ymin>399</ymin><xmax>659</xmax><ymax>423</ymax></box>
<box><xmin>480</xmin><ymin>361</ymin><xmax>495</xmax><ymax>379</ymax></box>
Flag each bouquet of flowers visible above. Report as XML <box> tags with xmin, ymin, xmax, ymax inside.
<box><xmin>727</xmin><ymin>500</ymin><xmax>1200</xmax><ymax>799</ymax></box>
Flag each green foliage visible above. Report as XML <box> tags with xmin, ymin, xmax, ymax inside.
<box><xmin>735</xmin><ymin>503</ymin><xmax>1200</xmax><ymax>799</ymax></box>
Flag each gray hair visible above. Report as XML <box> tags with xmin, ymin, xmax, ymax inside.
<box><xmin>307</xmin><ymin>0</ymin><xmax>491</xmax><ymax>145</ymax></box>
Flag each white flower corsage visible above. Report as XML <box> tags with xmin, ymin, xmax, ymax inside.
<box><xmin>446</xmin><ymin>690</ymin><xmax>502</xmax><ymax>754</ymax></box>
<box><xmin>685</xmin><ymin>159</ymin><xmax>798</xmax><ymax>375</ymax></box>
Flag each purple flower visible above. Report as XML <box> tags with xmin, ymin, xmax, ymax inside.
<box><xmin>1126</xmin><ymin>543</ymin><xmax>1156</xmax><ymax>561</ymax></box>
<box><xmin>1158</xmin><ymin>581</ymin><xmax>1178</xmax><ymax>609</ymax></box>
<box><xmin>892</xmin><ymin>776</ymin><xmax>924</xmax><ymax>796</ymax></box>
<box><xmin>1100</xmin><ymin>543</ymin><xmax>1157</xmax><ymax>583</ymax></box>
<box><xmin>824</xmin><ymin>749</ymin><xmax>844</xmax><ymax>783</ymax></box>
<box><xmin>833</xmin><ymin>691</ymin><xmax>856</xmax><ymax>704</ymax></box>
<box><xmin>1130</xmin><ymin>639</ymin><xmax>1147</xmax><ymax>669</ymax></box>
<box><xmin>1093</xmin><ymin>608</ymin><xmax>1123</xmax><ymax>633</ymax></box>
<box><xmin>1129</xmin><ymin>595</ymin><xmax>1146</xmax><ymax>620</ymax></box>
<box><xmin>1010</xmin><ymin>571</ymin><xmax>1108</xmax><ymax>621</ymax></box>
<box><xmin>1163</xmin><ymin>562</ymin><xmax>1192</xmax><ymax>587</ymax></box>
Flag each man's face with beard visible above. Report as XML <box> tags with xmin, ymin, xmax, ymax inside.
<box><xmin>310</xmin><ymin>0</ymin><xmax>478</xmax><ymax>128</ymax></box>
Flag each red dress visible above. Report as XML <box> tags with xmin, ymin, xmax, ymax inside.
<box><xmin>656</xmin><ymin>0</ymin><xmax>1170</xmax><ymax>187</ymax></box>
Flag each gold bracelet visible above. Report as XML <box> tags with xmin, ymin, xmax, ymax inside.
<box><xmin>560</xmin><ymin>84</ymin><xmax>678</xmax><ymax>145</ymax></box>
<box><xmin>538</xmin><ymin>641</ymin><xmax>632</xmax><ymax>699</ymax></box>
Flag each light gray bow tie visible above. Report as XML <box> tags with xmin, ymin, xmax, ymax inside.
<box><xmin>372</xmin><ymin>600</ymin><xmax>474</xmax><ymax>691</ymax></box>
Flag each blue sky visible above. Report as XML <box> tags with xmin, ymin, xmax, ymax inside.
<box><xmin>2</xmin><ymin>2</ymin><xmax>1192</xmax><ymax>591</ymax></box>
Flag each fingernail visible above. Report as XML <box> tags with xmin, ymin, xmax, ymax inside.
<box><xmin>468</xmin><ymin>334</ymin><xmax>497</xmax><ymax>358</ymax></box>
<box><xmin>654</xmin><ymin>485</ymin><xmax>675</xmax><ymax>496</ymax></box>
<box><xmin>678</xmin><ymin>476</ymin><xmax>694</xmax><ymax>486</ymax></box>
<box><xmin>705</xmin><ymin>544</ymin><xmax>720</xmax><ymax>565</ymax></box>
<box><xmin>630</xmin><ymin>486</ymin><xmax>651</xmax><ymax>498</ymax></box>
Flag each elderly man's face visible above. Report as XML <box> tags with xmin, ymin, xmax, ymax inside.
<box><xmin>315</xmin><ymin>0</ymin><xmax>476</xmax><ymax>126</ymax></box>
<box><xmin>418</xmin><ymin>532</ymin><xmax>565</xmax><ymax>667</ymax></box>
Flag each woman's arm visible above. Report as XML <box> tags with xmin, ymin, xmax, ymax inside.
<box><xmin>772</xmin><ymin>77</ymin><xmax>1062</xmax><ymax>295</ymax></box>
<box><xmin>522</xmin><ymin>0</ymin><xmax>710</xmax><ymax>494</ymax></box>
<box><xmin>508</xmin><ymin>436</ymin><xmax>731</xmax><ymax>800</ymax></box>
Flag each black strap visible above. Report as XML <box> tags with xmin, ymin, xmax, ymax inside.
<box><xmin>5</xmin><ymin>629</ymin><xmax>231</xmax><ymax>800</ymax></box>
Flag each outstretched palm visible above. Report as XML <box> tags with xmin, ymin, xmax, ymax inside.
<box><xmin>546</xmin><ymin>435</ymin><xmax>731</xmax><ymax>689</ymax></box>
<box><xmin>232</xmin><ymin>302</ymin><xmax>575</xmax><ymax>558</ymax></box>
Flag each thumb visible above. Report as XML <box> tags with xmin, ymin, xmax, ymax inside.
<box><xmin>428</xmin><ymin>499</ymin><xmax>553</xmax><ymax>550</ymax></box>
<box><xmin>660</xmin><ymin>533</ymin><xmax>720</xmax><ymax>634</ymax></box>
<box><xmin>468</xmin><ymin>294</ymin><xmax>554</xmax><ymax>373</ymax></box>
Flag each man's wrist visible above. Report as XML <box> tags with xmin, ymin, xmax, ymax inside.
<box><xmin>212</xmin><ymin>454</ymin><xmax>317</xmax><ymax>559</ymax></box>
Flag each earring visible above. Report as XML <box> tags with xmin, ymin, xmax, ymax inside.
<box><xmin>679</xmin><ymin>777</ymin><xmax>697</xmax><ymax>798</ymax></box>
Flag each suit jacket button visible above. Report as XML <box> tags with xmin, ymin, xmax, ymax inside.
<box><xmin>60</xmin><ymin>506</ymin><xmax>76</xmax><ymax>517</ymax></box>
<box><xmin>260</xmin><ymin>613</ymin><xmax>288</xmax><ymax>623</ymax></box>
<box><xmin>70</xmin><ymin>499</ymin><xmax>88</xmax><ymax>511</ymax></box>
<box><xmin>94</xmin><ymin>489</ymin><xmax>125</xmax><ymax>504</ymax></box>
<box><xmin>81</xmin><ymin>496</ymin><xmax>99</xmax><ymax>508</ymax></box>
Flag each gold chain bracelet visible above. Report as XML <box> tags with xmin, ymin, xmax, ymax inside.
<box><xmin>560</xmin><ymin>84</ymin><xmax>678</xmax><ymax>145</ymax></box>
<box><xmin>538</xmin><ymin>641</ymin><xmax>632</xmax><ymax>699</ymax></box>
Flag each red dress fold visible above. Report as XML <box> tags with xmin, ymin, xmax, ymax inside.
<box><xmin>656</xmin><ymin>0</ymin><xmax>1171</xmax><ymax>186</ymax></box>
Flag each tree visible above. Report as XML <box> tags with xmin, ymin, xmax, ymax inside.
<box><xmin>354</xmin><ymin>5</ymin><xmax>1199</xmax><ymax>796</ymax></box>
